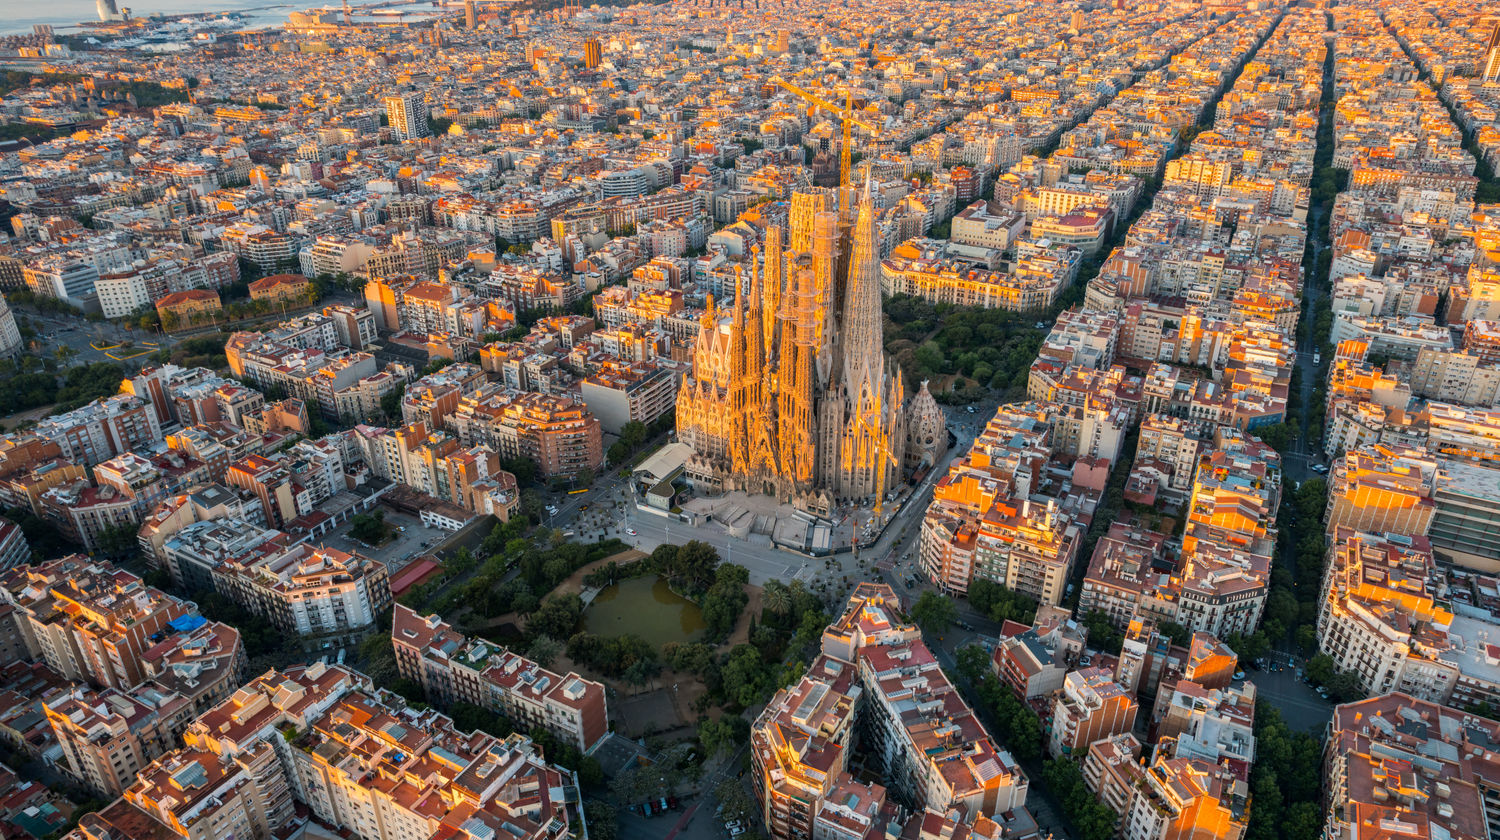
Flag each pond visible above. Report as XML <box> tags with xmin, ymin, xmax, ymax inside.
<box><xmin>583</xmin><ymin>576</ymin><xmax>706</xmax><ymax>647</ymax></box>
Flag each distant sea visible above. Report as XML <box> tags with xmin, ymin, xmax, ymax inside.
<box><xmin>0</xmin><ymin>0</ymin><xmax>428</xmax><ymax>37</ymax></box>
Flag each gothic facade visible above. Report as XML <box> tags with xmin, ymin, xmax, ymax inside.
<box><xmin>677</xmin><ymin>188</ymin><xmax>946</xmax><ymax>515</ymax></box>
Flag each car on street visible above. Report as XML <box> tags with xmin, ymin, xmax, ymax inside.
<box><xmin>1233</xmin><ymin>670</ymin><xmax>1245</xmax><ymax>680</ymax></box>
<box><xmin>626</xmin><ymin>528</ymin><xmax>638</xmax><ymax>535</ymax></box>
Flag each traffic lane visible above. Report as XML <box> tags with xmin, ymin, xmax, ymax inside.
<box><xmin>547</xmin><ymin>471</ymin><xmax>633</xmax><ymax>524</ymax></box>
<box><xmin>1245</xmin><ymin>665</ymin><xmax>1333</xmax><ymax>734</ymax></box>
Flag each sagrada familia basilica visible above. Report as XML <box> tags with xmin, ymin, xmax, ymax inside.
<box><xmin>676</xmin><ymin>186</ymin><xmax>949</xmax><ymax>516</ymax></box>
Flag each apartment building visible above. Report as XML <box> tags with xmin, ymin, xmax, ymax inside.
<box><xmin>951</xmin><ymin>200</ymin><xmax>1027</xmax><ymax>251</ymax></box>
<box><xmin>384</xmin><ymin>91</ymin><xmax>429</xmax><ymax>141</ymax></box>
<box><xmin>992</xmin><ymin>609</ymin><xmax>1086</xmax><ymax>700</ymax></box>
<box><xmin>1430</xmin><ymin>459</ymin><xmax>1500</xmax><ymax>573</ymax></box>
<box><xmin>0</xmin><ymin>519</ymin><xmax>27</xmax><ymax>572</ymax></box>
<box><xmin>0</xmin><ymin>557</ymin><xmax>189</xmax><ymax>690</ymax></box>
<box><xmin>452</xmin><ymin>391</ymin><xmax>603</xmax><ymax>478</ymax></box>
<box><xmin>859</xmin><ymin>638</ymin><xmax>1031</xmax><ymax>816</ymax></box>
<box><xmin>138</xmin><ymin>485</ymin><xmax>267</xmax><ymax>580</ymax></box>
<box><xmin>930</xmin><ymin>494</ymin><xmax>1078</xmax><ymax>605</ymax></box>
<box><xmin>45</xmin><ymin>686</ymin><xmax>189</xmax><ymax>798</ymax></box>
<box><xmin>1148</xmin><ymin>680</ymin><xmax>1255</xmax><ymax>775</ymax></box>
<box><xmin>105</xmin><ymin>661</ymin><xmax>578</xmax><ymax>840</ymax></box>
<box><xmin>751</xmin><ymin>584</ymin><xmax>1030</xmax><ymax>839</ymax></box>
<box><xmin>1120</xmin><ymin>747</ymin><xmax>1246</xmax><ymax>840</ymax></box>
<box><xmin>213</xmin><ymin>544</ymin><xmax>392</xmax><ymax>640</ymax></box>
<box><xmin>1325</xmin><ymin>445</ymin><xmax>1438</xmax><ymax>537</ymax></box>
<box><xmin>1082</xmin><ymin>733</ymin><xmax>1147</xmax><ymax>818</ymax></box>
<box><xmin>390</xmin><ymin>605</ymin><xmax>609</xmax><ymax>753</ymax></box>
<box><xmin>1324</xmin><ymin>694</ymin><xmax>1500</xmax><ymax>840</ymax></box>
<box><xmin>749</xmin><ymin>666</ymin><xmax>880</xmax><ymax>840</ymax></box>
<box><xmin>1049</xmin><ymin>667</ymin><xmax>1140</xmax><ymax>759</ymax></box>
<box><xmin>225</xmin><ymin>454</ymin><xmax>303</xmax><ymax>528</ymax></box>
<box><xmin>1174</xmin><ymin>533</ymin><xmax>1271</xmax><ymax>641</ymax></box>
<box><xmin>322</xmin><ymin>303</ymin><xmax>378</xmax><ymax>350</ymax></box>
<box><xmin>0</xmin><ymin>295</ymin><xmax>18</xmax><ymax>361</ymax></box>
<box><xmin>921</xmin><ymin>405</ymin><xmax>1056</xmax><ymax>596</ymax></box>
<box><xmin>0</xmin><ymin>558</ymin><xmax>245</xmax><ymax>704</ymax></box>
<box><xmin>578</xmin><ymin>359</ymin><xmax>677</xmax><ymax>435</ymax></box>
<box><xmin>1317</xmin><ymin>528</ymin><xmax>1458</xmax><ymax>700</ymax></box>
<box><xmin>32</xmin><ymin>395</ymin><xmax>161</xmax><ymax>467</ymax></box>
<box><xmin>1078</xmin><ymin>521</ymin><xmax>1178</xmax><ymax>631</ymax></box>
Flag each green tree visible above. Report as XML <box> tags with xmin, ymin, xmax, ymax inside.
<box><xmin>761</xmin><ymin>580</ymin><xmax>793</xmax><ymax>617</ymax></box>
<box><xmin>1080</xmin><ymin>610</ymin><xmax>1124</xmax><ymax>654</ymax></box>
<box><xmin>349</xmin><ymin>511</ymin><xmax>391</xmax><ymax>544</ymax></box>
<box><xmin>715</xmin><ymin>778</ymin><xmax>754</xmax><ymax>822</ymax></box>
<box><xmin>720</xmin><ymin>644</ymin><xmax>771</xmax><ymax>707</ymax></box>
<box><xmin>1305</xmin><ymin>653</ymin><xmax>1335</xmax><ymax>687</ymax></box>
<box><xmin>528</xmin><ymin>594</ymin><xmax>583</xmax><ymax>638</ymax></box>
<box><xmin>620</xmin><ymin>420</ymin><xmax>648</xmax><ymax>450</ymax></box>
<box><xmin>380</xmin><ymin>383</ymin><xmax>406</xmax><ymax>420</ymax></box>
<box><xmin>908</xmin><ymin>591</ymin><xmax>958</xmax><ymax>632</ymax></box>
<box><xmin>1158</xmin><ymin>621</ymin><xmax>1192</xmax><ymax>648</ymax></box>
<box><xmin>698</xmin><ymin>716</ymin><xmax>749</xmax><ymax>758</ymax></box>
<box><xmin>527</xmin><ymin>635</ymin><xmax>564</xmax><ymax>667</ymax></box>
<box><xmin>584</xmin><ymin>802</ymin><xmax>618</xmax><ymax>840</ymax></box>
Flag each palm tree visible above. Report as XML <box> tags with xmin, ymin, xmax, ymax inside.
<box><xmin>788</xmin><ymin>579</ymin><xmax>812</xmax><ymax>605</ymax></box>
<box><xmin>762</xmin><ymin>580</ymin><xmax>792</xmax><ymax>616</ymax></box>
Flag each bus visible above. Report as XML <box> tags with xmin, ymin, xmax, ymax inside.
<box><xmin>567</xmin><ymin>488</ymin><xmax>589</xmax><ymax>495</ymax></box>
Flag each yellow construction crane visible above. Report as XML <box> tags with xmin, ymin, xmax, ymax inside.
<box><xmin>775</xmin><ymin>79</ymin><xmax>876</xmax><ymax>190</ymax></box>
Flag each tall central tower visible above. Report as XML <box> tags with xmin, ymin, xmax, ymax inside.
<box><xmin>676</xmin><ymin>188</ymin><xmax>927</xmax><ymax>515</ymax></box>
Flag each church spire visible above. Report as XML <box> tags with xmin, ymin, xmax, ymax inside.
<box><xmin>840</xmin><ymin>185</ymin><xmax>883</xmax><ymax>395</ymax></box>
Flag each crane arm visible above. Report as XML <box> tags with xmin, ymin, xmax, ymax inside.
<box><xmin>774</xmin><ymin>79</ymin><xmax>878</xmax><ymax>131</ymax></box>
